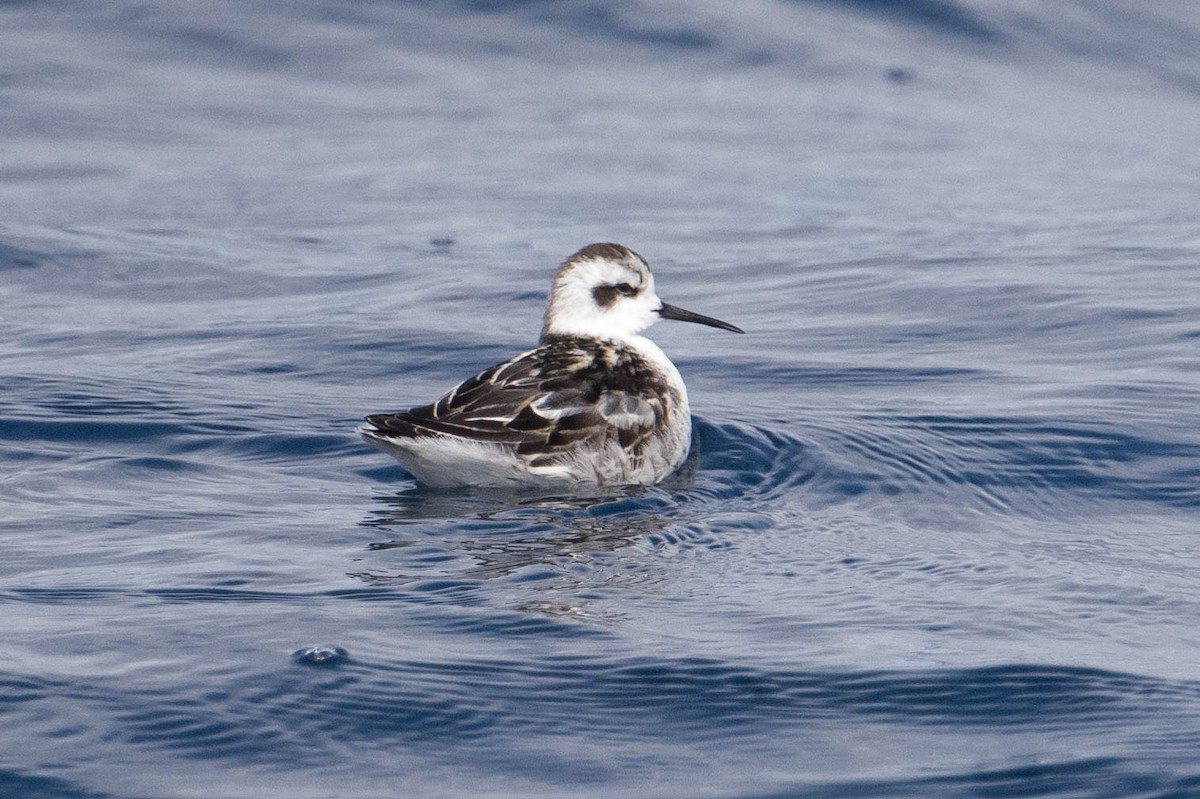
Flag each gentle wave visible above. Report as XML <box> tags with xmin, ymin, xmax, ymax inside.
<box><xmin>5</xmin><ymin>661</ymin><xmax>1199</xmax><ymax>769</ymax></box>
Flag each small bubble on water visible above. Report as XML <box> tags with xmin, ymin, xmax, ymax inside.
<box><xmin>292</xmin><ymin>645</ymin><xmax>349</xmax><ymax>666</ymax></box>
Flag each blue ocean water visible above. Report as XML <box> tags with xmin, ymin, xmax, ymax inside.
<box><xmin>3</xmin><ymin>1</ymin><xmax>1200</xmax><ymax>797</ymax></box>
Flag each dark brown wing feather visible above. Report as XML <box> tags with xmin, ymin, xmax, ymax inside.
<box><xmin>363</xmin><ymin>336</ymin><xmax>671</xmax><ymax>463</ymax></box>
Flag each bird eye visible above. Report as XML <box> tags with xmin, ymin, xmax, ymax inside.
<box><xmin>614</xmin><ymin>283</ymin><xmax>638</xmax><ymax>297</ymax></box>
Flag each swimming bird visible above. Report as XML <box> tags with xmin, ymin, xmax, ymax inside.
<box><xmin>360</xmin><ymin>243</ymin><xmax>743</xmax><ymax>487</ymax></box>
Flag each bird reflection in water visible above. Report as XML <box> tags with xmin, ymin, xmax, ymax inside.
<box><xmin>351</xmin><ymin>474</ymin><xmax>700</xmax><ymax>623</ymax></box>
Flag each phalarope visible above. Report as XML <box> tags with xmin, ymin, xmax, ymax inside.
<box><xmin>360</xmin><ymin>243</ymin><xmax>743</xmax><ymax>487</ymax></box>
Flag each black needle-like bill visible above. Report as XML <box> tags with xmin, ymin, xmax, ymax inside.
<box><xmin>658</xmin><ymin>303</ymin><xmax>744</xmax><ymax>334</ymax></box>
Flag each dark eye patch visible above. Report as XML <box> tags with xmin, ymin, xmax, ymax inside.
<box><xmin>593</xmin><ymin>283</ymin><xmax>639</xmax><ymax>308</ymax></box>
<box><xmin>592</xmin><ymin>285</ymin><xmax>618</xmax><ymax>307</ymax></box>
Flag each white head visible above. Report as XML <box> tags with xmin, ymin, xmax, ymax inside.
<box><xmin>541</xmin><ymin>243</ymin><xmax>743</xmax><ymax>342</ymax></box>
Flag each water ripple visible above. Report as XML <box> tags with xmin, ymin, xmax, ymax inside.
<box><xmin>7</xmin><ymin>660</ymin><xmax>1200</xmax><ymax>775</ymax></box>
<box><xmin>693</xmin><ymin>413</ymin><xmax>1200</xmax><ymax>514</ymax></box>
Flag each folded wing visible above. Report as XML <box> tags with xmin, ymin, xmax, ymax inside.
<box><xmin>363</xmin><ymin>338</ymin><xmax>670</xmax><ymax>462</ymax></box>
